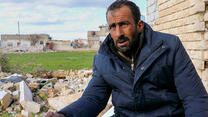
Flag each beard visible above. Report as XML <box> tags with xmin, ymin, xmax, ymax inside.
<box><xmin>115</xmin><ymin>35</ymin><xmax>133</xmax><ymax>53</ymax></box>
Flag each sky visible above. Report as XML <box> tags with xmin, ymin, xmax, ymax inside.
<box><xmin>0</xmin><ymin>0</ymin><xmax>147</xmax><ymax>40</ymax></box>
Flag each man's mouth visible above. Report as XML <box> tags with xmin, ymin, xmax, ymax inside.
<box><xmin>117</xmin><ymin>40</ymin><xmax>129</xmax><ymax>47</ymax></box>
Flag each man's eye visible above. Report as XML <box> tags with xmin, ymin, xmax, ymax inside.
<box><xmin>120</xmin><ymin>23</ymin><xmax>128</xmax><ymax>27</ymax></box>
<box><xmin>109</xmin><ymin>25</ymin><xmax>115</xmax><ymax>30</ymax></box>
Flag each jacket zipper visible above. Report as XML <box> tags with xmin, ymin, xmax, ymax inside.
<box><xmin>136</xmin><ymin>41</ymin><xmax>163</xmax><ymax>70</ymax></box>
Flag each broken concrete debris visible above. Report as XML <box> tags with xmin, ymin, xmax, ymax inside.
<box><xmin>48</xmin><ymin>92</ymin><xmax>82</xmax><ymax>111</ymax></box>
<box><xmin>0</xmin><ymin>69</ymin><xmax>113</xmax><ymax>116</ymax></box>
<box><xmin>0</xmin><ymin>73</ymin><xmax>23</xmax><ymax>83</ymax></box>
<box><xmin>0</xmin><ymin>90</ymin><xmax>12</xmax><ymax>111</ymax></box>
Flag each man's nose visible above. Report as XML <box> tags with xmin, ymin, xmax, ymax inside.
<box><xmin>115</xmin><ymin>26</ymin><xmax>124</xmax><ymax>37</ymax></box>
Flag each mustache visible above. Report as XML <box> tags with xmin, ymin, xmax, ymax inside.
<box><xmin>116</xmin><ymin>35</ymin><xmax>129</xmax><ymax>44</ymax></box>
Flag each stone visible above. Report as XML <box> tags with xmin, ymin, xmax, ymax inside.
<box><xmin>20</xmin><ymin>101</ymin><xmax>41</xmax><ymax>113</ymax></box>
<box><xmin>0</xmin><ymin>90</ymin><xmax>12</xmax><ymax>110</ymax></box>
<box><xmin>204</xmin><ymin>51</ymin><xmax>208</xmax><ymax>60</ymax></box>
<box><xmin>19</xmin><ymin>81</ymin><xmax>33</xmax><ymax>103</ymax></box>
<box><xmin>28</xmin><ymin>82</ymin><xmax>40</xmax><ymax>91</ymax></box>
<box><xmin>54</xmin><ymin>82</ymin><xmax>68</xmax><ymax>92</ymax></box>
<box><xmin>0</xmin><ymin>72</ymin><xmax>5</xmax><ymax>78</ymax></box>
<box><xmin>193</xmin><ymin>1</ymin><xmax>205</xmax><ymax>13</ymax></box>
<box><xmin>60</xmin><ymin>87</ymin><xmax>74</xmax><ymax>96</ymax></box>
<box><xmin>50</xmin><ymin>78</ymin><xmax>58</xmax><ymax>84</ymax></box>
<box><xmin>202</xmin><ymin>69</ymin><xmax>208</xmax><ymax>80</ymax></box>
<box><xmin>52</xmin><ymin>70</ymin><xmax>67</xmax><ymax>79</ymax></box>
<box><xmin>1</xmin><ymin>82</ymin><xmax>15</xmax><ymax>91</ymax></box>
<box><xmin>25</xmin><ymin>73</ymin><xmax>33</xmax><ymax>78</ymax></box>
<box><xmin>101</xmin><ymin>106</ymin><xmax>114</xmax><ymax>117</ymax></box>
<box><xmin>21</xmin><ymin>110</ymin><xmax>32</xmax><ymax>117</ymax></box>
<box><xmin>6</xmin><ymin>106</ymin><xmax>13</xmax><ymax>111</ymax></box>
<box><xmin>19</xmin><ymin>81</ymin><xmax>41</xmax><ymax>113</ymax></box>
<box><xmin>13</xmin><ymin>104</ymin><xmax>22</xmax><ymax>111</ymax></box>
<box><xmin>48</xmin><ymin>89</ymin><xmax>57</xmax><ymax>98</ymax></box>
<box><xmin>192</xmin><ymin>59</ymin><xmax>205</xmax><ymax>70</ymax></box>
<box><xmin>204</xmin><ymin>12</ymin><xmax>208</xmax><ymax>21</ymax></box>
<box><xmin>12</xmin><ymin>90</ymin><xmax>19</xmax><ymax>101</ymax></box>
<box><xmin>194</xmin><ymin>21</ymin><xmax>205</xmax><ymax>32</ymax></box>
<box><xmin>48</xmin><ymin>92</ymin><xmax>82</xmax><ymax>111</ymax></box>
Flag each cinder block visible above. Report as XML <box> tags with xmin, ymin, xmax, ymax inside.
<box><xmin>183</xmin><ymin>41</ymin><xmax>208</xmax><ymax>50</ymax></box>
<box><xmin>187</xmin><ymin>50</ymin><xmax>203</xmax><ymax>60</ymax></box>
<box><xmin>196</xmin><ymin>69</ymin><xmax>203</xmax><ymax>78</ymax></box>
<box><xmin>193</xmin><ymin>1</ymin><xmax>205</xmax><ymax>13</ymax></box>
<box><xmin>178</xmin><ymin>32</ymin><xmax>204</xmax><ymax>42</ymax></box>
<box><xmin>204</xmin><ymin>51</ymin><xmax>208</xmax><ymax>60</ymax></box>
<box><xmin>192</xmin><ymin>59</ymin><xmax>205</xmax><ymax>70</ymax></box>
<box><xmin>194</xmin><ymin>21</ymin><xmax>205</xmax><ymax>32</ymax></box>
<box><xmin>159</xmin><ymin>0</ymin><xmax>185</xmax><ymax>11</ymax></box>
<box><xmin>204</xmin><ymin>12</ymin><xmax>208</xmax><ymax>21</ymax></box>
<box><xmin>159</xmin><ymin>0</ymin><xmax>191</xmax><ymax>17</ymax></box>
<box><xmin>202</xmin><ymin>69</ymin><xmax>208</xmax><ymax>80</ymax></box>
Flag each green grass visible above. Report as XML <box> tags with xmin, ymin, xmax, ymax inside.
<box><xmin>6</xmin><ymin>52</ymin><xmax>97</xmax><ymax>73</ymax></box>
<box><xmin>0</xmin><ymin>113</ymin><xmax>13</xmax><ymax>117</ymax></box>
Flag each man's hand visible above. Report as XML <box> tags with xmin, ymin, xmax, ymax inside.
<box><xmin>45</xmin><ymin>112</ymin><xmax>65</xmax><ymax>117</ymax></box>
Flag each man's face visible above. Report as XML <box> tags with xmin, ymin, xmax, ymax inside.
<box><xmin>107</xmin><ymin>6</ymin><xmax>141</xmax><ymax>53</ymax></box>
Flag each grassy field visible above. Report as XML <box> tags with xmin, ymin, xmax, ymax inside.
<box><xmin>6</xmin><ymin>51</ymin><xmax>97</xmax><ymax>73</ymax></box>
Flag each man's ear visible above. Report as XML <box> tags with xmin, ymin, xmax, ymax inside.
<box><xmin>137</xmin><ymin>20</ymin><xmax>144</xmax><ymax>33</ymax></box>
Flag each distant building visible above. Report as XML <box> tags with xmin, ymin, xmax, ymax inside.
<box><xmin>88</xmin><ymin>25</ymin><xmax>109</xmax><ymax>48</ymax></box>
<box><xmin>49</xmin><ymin>40</ymin><xmax>72</xmax><ymax>51</ymax></box>
<box><xmin>1</xmin><ymin>34</ymin><xmax>51</xmax><ymax>52</ymax></box>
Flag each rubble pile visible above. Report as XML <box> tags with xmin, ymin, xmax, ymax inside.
<box><xmin>0</xmin><ymin>69</ymin><xmax>109</xmax><ymax>116</ymax></box>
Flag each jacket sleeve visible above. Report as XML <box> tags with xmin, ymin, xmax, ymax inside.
<box><xmin>173</xmin><ymin>37</ymin><xmax>208</xmax><ymax>117</ymax></box>
<box><xmin>57</xmin><ymin>55</ymin><xmax>112</xmax><ymax>117</ymax></box>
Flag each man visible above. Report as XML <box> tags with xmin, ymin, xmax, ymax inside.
<box><xmin>46</xmin><ymin>0</ymin><xmax>208</xmax><ymax>117</ymax></box>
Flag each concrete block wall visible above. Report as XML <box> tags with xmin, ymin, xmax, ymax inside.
<box><xmin>146</xmin><ymin>0</ymin><xmax>208</xmax><ymax>90</ymax></box>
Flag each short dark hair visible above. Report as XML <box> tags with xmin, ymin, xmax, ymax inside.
<box><xmin>106</xmin><ymin>0</ymin><xmax>141</xmax><ymax>23</ymax></box>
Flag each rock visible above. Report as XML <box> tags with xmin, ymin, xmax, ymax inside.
<box><xmin>101</xmin><ymin>106</ymin><xmax>114</xmax><ymax>117</ymax></box>
<box><xmin>12</xmin><ymin>90</ymin><xmax>19</xmax><ymax>101</ymax></box>
<box><xmin>0</xmin><ymin>90</ymin><xmax>12</xmax><ymax>110</ymax></box>
<box><xmin>0</xmin><ymin>72</ymin><xmax>5</xmax><ymax>78</ymax></box>
<box><xmin>25</xmin><ymin>73</ymin><xmax>33</xmax><ymax>78</ymax></box>
<box><xmin>21</xmin><ymin>101</ymin><xmax>41</xmax><ymax>113</ymax></box>
<box><xmin>50</xmin><ymin>78</ymin><xmax>58</xmax><ymax>84</ymax></box>
<box><xmin>21</xmin><ymin>110</ymin><xmax>32</xmax><ymax>117</ymax></box>
<box><xmin>6</xmin><ymin>106</ymin><xmax>13</xmax><ymax>111</ymax></box>
<box><xmin>0</xmin><ymin>82</ymin><xmax>15</xmax><ymax>91</ymax></box>
<box><xmin>28</xmin><ymin>82</ymin><xmax>40</xmax><ymax>91</ymax></box>
<box><xmin>15</xmin><ymin>82</ymin><xmax>20</xmax><ymax>91</ymax></box>
<box><xmin>54</xmin><ymin>82</ymin><xmax>68</xmax><ymax>92</ymax></box>
<box><xmin>48</xmin><ymin>92</ymin><xmax>82</xmax><ymax>111</ymax></box>
<box><xmin>19</xmin><ymin>81</ymin><xmax>33</xmax><ymax>103</ymax></box>
<box><xmin>15</xmin><ymin>114</ymin><xmax>24</xmax><ymax>117</ymax></box>
<box><xmin>19</xmin><ymin>81</ymin><xmax>41</xmax><ymax>113</ymax></box>
<box><xmin>60</xmin><ymin>87</ymin><xmax>74</xmax><ymax>96</ymax></box>
<box><xmin>52</xmin><ymin>70</ymin><xmax>67</xmax><ymax>79</ymax></box>
<box><xmin>48</xmin><ymin>89</ymin><xmax>57</xmax><ymax>98</ymax></box>
<box><xmin>13</xmin><ymin>104</ymin><xmax>22</xmax><ymax>111</ymax></box>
